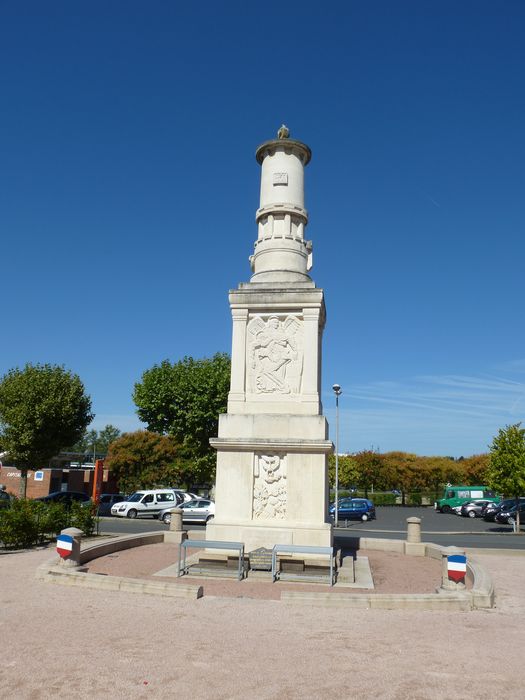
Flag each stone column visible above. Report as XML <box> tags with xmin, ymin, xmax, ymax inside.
<box><xmin>302</xmin><ymin>307</ymin><xmax>320</xmax><ymax>402</ymax></box>
<box><xmin>228</xmin><ymin>308</ymin><xmax>248</xmax><ymax>407</ymax></box>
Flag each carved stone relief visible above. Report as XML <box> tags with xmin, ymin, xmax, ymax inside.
<box><xmin>247</xmin><ymin>315</ymin><xmax>303</xmax><ymax>395</ymax></box>
<box><xmin>253</xmin><ymin>453</ymin><xmax>287</xmax><ymax>520</ymax></box>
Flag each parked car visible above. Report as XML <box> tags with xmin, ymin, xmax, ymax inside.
<box><xmin>329</xmin><ymin>498</ymin><xmax>376</xmax><ymax>522</ymax></box>
<box><xmin>483</xmin><ymin>498</ymin><xmax>525</xmax><ymax>521</ymax></box>
<box><xmin>460</xmin><ymin>499</ymin><xmax>495</xmax><ymax>518</ymax></box>
<box><xmin>158</xmin><ymin>498</ymin><xmax>215</xmax><ymax>525</ymax></box>
<box><xmin>435</xmin><ymin>485</ymin><xmax>498</xmax><ymax>513</ymax></box>
<box><xmin>97</xmin><ymin>493</ymin><xmax>128</xmax><ymax>516</ymax></box>
<box><xmin>170</xmin><ymin>489</ymin><xmax>199</xmax><ymax>503</ymax></box>
<box><xmin>110</xmin><ymin>489</ymin><xmax>180</xmax><ymax>519</ymax></box>
<box><xmin>495</xmin><ymin>502</ymin><xmax>525</xmax><ymax>526</ymax></box>
<box><xmin>34</xmin><ymin>491</ymin><xmax>91</xmax><ymax>507</ymax></box>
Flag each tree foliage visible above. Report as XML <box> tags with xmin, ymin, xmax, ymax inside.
<box><xmin>0</xmin><ymin>363</ymin><xmax>93</xmax><ymax>496</ymax></box>
<box><xmin>353</xmin><ymin>450</ymin><xmax>384</xmax><ymax>497</ymax></box>
<box><xmin>328</xmin><ymin>454</ymin><xmax>359</xmax><ymax>489</ymax></box>
<box><xmin>133</xmin><ymin>353</ymin><xmax>231</xmax><ymax>482</ymax></box>
<box><xmin>69</xmin><ymin>424</ymin><xmax>121</xmax><ymax>455</ymax></box>
<box><xmin>105</xmin><ymin>430</ymin><xmax>189</xmax><ymax>493</ymax></box>
<box><xmin>487</xmin><ymin>423</ymin><xmax>525</xmax><ymax>531</ymax></box>
<box><xmin>327</xmin><ymin>448</ymin><xmax>492</xmax><ymax>500</ymax></box>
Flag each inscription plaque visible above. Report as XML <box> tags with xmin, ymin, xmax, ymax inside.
<box><xmin>248</xmin><ymin>547</ymin><xmax>273</xmax><ymax>571</ymax></box>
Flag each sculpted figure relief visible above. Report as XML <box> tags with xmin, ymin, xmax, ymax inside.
<box><xmin>248</xmin><ymin>315</ymin><xmax>303</xmax><ymax>395</ymax></box>
<box><xmin>253</xmin><ymin>454</ymin><xmax>287</xmax><ymax>520</ymax></box>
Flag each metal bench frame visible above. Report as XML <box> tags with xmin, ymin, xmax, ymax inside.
<box><xmin>178</xmin><ymin>539</ymin><xmax>245</xmax><ymax>581</ymax></box>
<box><xmin>271</xmin><ymin>544</ymin><xmax>335</xmax><ymax>586</ymax></box>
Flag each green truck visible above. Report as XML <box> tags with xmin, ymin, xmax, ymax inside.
<box><xmin>435</xmin><ymin>485</ymin><xmax>499</xmax><ymax>513</ymax></box>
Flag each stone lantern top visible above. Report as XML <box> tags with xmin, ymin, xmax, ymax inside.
<box><xmin>255</xmin><ymin>126</ymin><xmax>311</xmax><ymax>166</ymax></box>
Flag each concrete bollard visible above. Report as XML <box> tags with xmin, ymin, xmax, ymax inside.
<box><xmin>57</xmin><ymin>527</ymin><xmax>84</xmax><ymax>568</ymax></box>
<box><xmin>169</xmin><ymin>508</ymin><xmax>183</xmax><ymax>532</ymax></box>
<box><xmin>440</xmin><ymin>546</ymin><xmax>467</xmax><ymax>591</ymax></box>
<box><xmin>404</xmin><ymin>517</ymin><xmax>425</xmax><ymax>556</ymax></box>
<box><xmin>406</xmin><ymin>517</ymin><xmax>421</xmax><ymax>543</ymax></box>
<box><xmin>165</xmin><ymin>508</ymin><xmax>187</xmax><ymax>545</ymax></box>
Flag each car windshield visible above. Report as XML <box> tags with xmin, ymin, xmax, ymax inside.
<box><xmin>127</xmin><ymin>492</ymin><xmax>145</xmax><ymax>502</ymax></box>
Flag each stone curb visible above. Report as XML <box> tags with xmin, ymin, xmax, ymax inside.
<box><xmin>35</xmin><ymin>531</ymin><xmax>203</xmax><ymax>600</ymax></box>
<box><xmin>34</xmin><ymin>532</ymin><xmax>495</xmax><ymax>609</ymax></box>
<box><xmin>281</xmin><ymin>591</ymin><xmax>472</xmax><ymax>610</ymax></box>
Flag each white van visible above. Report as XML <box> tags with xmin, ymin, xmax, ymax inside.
<box><xmin>110</xmin><ymin>489</ymin><xmax>180</xmax><ymax>519</ymax></box>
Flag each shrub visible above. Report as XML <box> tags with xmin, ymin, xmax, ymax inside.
<box><xmin>369</xmin><ymin>492</ymin><xmax>397</xmax><ymax>506</ymax></box>
<box><xmin>0</xmin><ymin>499</ymin><xmax>40</xmax><ymax>548</ymax></box>
<box><xmin>70</xmin><ymin>501</ymin><xmax>98</xmax><ymax>537</ymax></box>
<box><xmin>36</xmin><ymin>501</ymin><xmax>69</xmax><ymax>539</ymax></box>
<box><xmin>0</xmin><ymin>498</ymin><xmax>98</xmax><ymax>549</ymax></box>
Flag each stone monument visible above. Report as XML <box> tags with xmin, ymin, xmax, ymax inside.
<box><xmin>207</xmin><ymin>127</ymin><xmax>333</xmax><ymax>551</ymax></box>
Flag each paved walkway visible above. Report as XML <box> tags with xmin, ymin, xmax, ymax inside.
<box><xmin>1</xmin><ymin>545</ymin><xmax>525</xmax><ymax>699</ymax></box>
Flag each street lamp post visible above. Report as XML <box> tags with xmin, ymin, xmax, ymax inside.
<box><xmin>332</xmin><ymin>384</ymin><xmax>342</xmax><ymax>527</ymax></box>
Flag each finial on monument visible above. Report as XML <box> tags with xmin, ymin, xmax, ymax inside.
<box><xmin>277</xmin><ymin>124</ymin><xmax>290</xmax><ymax>139</ymax></box>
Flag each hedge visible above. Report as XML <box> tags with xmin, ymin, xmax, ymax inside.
<box><xmin>0</xmin><ymin>499</ymin><xmax>98</xmax><ymax>549</ymax></box>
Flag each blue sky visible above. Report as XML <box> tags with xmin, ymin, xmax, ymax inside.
<box><xmin>1</xmin><ymin>1</ymin><xmax>524</xmax><ymax>457</ymax></box>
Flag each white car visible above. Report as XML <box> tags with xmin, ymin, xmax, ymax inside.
<box><xmin>111</xmin><ymin>489</ymin><xmax>179</xmax><ymax>519</ymax></box>
<box><xmin>158</xmin><ymin>498</ymin><xmax>215</xmax><ymax>525</ymax></box>
<box><xmin>171</xmin><ymin>489</ymin><xmax>200</xmax><ymax>503</ymax></box>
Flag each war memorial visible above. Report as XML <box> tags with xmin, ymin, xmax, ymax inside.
<box><xmin>207</xmin><ymin>125</ymin><xmax>333</xmax><ymax>554</ymax></box>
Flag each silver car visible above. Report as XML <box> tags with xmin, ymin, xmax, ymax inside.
<box><xmin>158</xmin><ymin>498</ymin><xmax>215</xmax><ymax>525</ymax></box>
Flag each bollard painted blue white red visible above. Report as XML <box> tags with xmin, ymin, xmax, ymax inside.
<box><xmin>447</xmin><ymin>553</ymin><xmax>467</xmax><ymax>583</ymax></box>
<box><xmin>56</xmin><ymin>534</ymin><xmax>74</xmax><ymax>558</ymax></box>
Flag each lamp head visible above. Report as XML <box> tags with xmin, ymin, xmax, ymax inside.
<box><xmin>332</xmin><ymin>383</ymin><xmax>341</xmax><ymax>395</ymax></box>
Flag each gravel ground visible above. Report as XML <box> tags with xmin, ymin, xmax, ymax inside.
<box><xmin>1</xmin><ymin>545</ymin><xmax>524</xmax><ymax>699</ymax></box>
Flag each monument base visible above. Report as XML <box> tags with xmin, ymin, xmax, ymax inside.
<box><xmin>206</xmin><ymin>520</ymin><xmax>333</xmax><ymax>553</ymax></box>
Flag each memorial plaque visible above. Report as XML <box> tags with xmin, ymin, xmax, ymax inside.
<box><xmin>248</xmin><ymin>547</ymin><xmax>273</xmax><ymax>571</ymax></box>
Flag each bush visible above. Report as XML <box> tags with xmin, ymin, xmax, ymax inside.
<box><xmin>369</xmin><ymin>492</ymin><xmax>397</xmax><ymax>506</ymax></box>
<box><xmin>70</xmin><ymin>501</ymin><xmax>98</xmax><ymax>537</ymax></box>
<box><xmin>36</xmin><ymin>501</ymin><xmax>68</xmax><ymax>538</ymax></box>
<box><xmin>0</xmin><ymin>499</ymin><xmax>40</xmax><ymax>548</ymax></box>
<box><xmin>0</xmin><ymin>499</ymin><xmax>99</xmax><ymax>549</ymax></box>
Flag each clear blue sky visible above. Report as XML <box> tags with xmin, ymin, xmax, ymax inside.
<box><xmin>1</xmin><ymin>1</ymin><xmax>524</xmax><ymax>458</ymax></box>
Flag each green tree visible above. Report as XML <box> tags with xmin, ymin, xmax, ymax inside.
<box><xmin>0</xmin><ymin>363</ymin><xmax>93</xmax><ymax>497</ymax></box>
<box><xmin>354</xmin><ymin>450</ymin><xmax>385</xmax><ymax>497</ymax></box>
<box><xmin>70</xmin><ymin>424</ymin><xmax>121</xmax><ymax>456</ymax></box>
<box><xmin>486</xmin><ymin>423</ymin><xmax>525</xmax><ymax>531</ymax></box>
<box><xmin>328</xmin><ymin>454</ymin><xmax>359</xmax><ymax>490</ymax></box>
<box><xmin>133</xmin><ymin>353</ymin><xmax>231</xmax><ymax>482</ymax></box>
<box><xmin>97</xmin><ymin>424</ymin><xmax>121</xmax><ymax>453</ymax></box>
<box><xmin>105</xmin><ymin>430</ymin><xmax>187</xmax><ymax>493</ymax></box>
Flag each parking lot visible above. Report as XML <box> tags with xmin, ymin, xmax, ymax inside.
<box><xmin>99</xmin><ymin>505</ymin><xmax>525</xmax><ymax>550</ymax></box>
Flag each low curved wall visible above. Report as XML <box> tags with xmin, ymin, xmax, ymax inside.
<box><xmin>35</xmin><ymin>532</ymin><xmax>494</xmax><ymax>609</ymax></box>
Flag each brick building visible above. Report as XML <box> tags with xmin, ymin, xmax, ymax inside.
<box><xmin>0</xmin><ymin>459</ymin><xmax>119</xmax><ymax>499</ymax></box>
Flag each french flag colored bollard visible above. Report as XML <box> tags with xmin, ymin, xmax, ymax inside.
<box><xmin>447</xmin><ymin>553</ymin><xmax>467</xmax><ymax>583</ymax></box>
<box><xmin>56</xmin><ymin>534</ymin><xmax>74</xmax><ymax>558</ymax></box>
